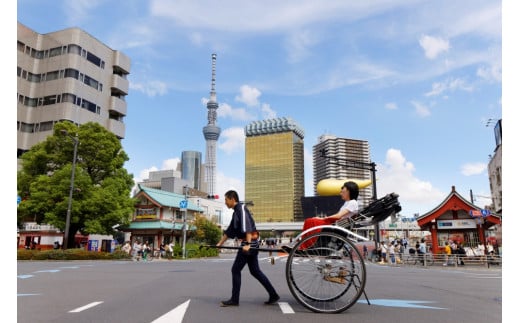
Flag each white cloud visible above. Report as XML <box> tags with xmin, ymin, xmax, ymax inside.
<box><xmin>260</xmin><ymin>103</ymin><xmax>277</xmax><ymax>119</ymax></box>
<box><xmin>461</xmin><ymin>162</ymin><xmax>487</xmax><ymax>176</ymax></box>
<box><xmin>130</xmin><ymin>80</ymin><xmax>168</xmax><ymax>97</ymax></box>
<box><xmin>385</xmin><ymin>102</ymin><xmax>397</xmax><ymax>110</ymax></box>
<box><xmin>377</xmin><ymin>148</ymin><xmax>445</xmax><ymax>214</ymax></box>
<box><xmin>410</xmin><ymin>101</ymin><xmax>431</xmax><ymax>117</ymax></box>
<box><xmin>216</xmin><ymin>171</ymin><xmax>244</xmax><ymax>201</ymax></box>
<box><xmin>218</xmin><ymin>127</ymin><xmax>245</xmax><ymax>154</ymax></box>
<box><xmin>425</xmin><ymin>78</ymin><xmax>473</xmax><ymax>97</ymax></box>
<box><xmin>419</xmin><ymin>35</ymin><xmax>450</xmax><ymax>60</ymax></box>
<box><xmin>235</xmin><ymin>85</ymin><xmax>262</xmax><ymax>107</ymax></box>
<box><xmin>64</xmin><ymin>0</ymin><xmax>103</xmax><ymax>26</ymax></box>
<box><xmin>162</xmin><ymin>158</ymin><xmax>181</xmax><ymax>170</ymax></box>
<box><xmin>285</xmin><ymin>29</ymin><xmax>318</xmax><ymax>63</ymax></box>
<box><xmin>210</xmin><ymin>102</ymin><xmax>255</xmax><ymax>121</ymax></box>
<box><xmin>477</xmin><ymin>63</ymin><xmax>502</xmax><ymax>83</ymax></box>
<box><xmin>148</xmin><ymin>1</ymin><xmax>407</xmax><ymax>33</ymax></box>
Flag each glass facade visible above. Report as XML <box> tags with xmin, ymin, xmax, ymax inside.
<box><xmin>245</xmin><ymin>131</ymin><xmax>304</xmax><ymax>222</ymax></box>
<box><xmin>181</xmin><ymin>151</ymin><xmax>202</xmax><ymax>190</ymax></box>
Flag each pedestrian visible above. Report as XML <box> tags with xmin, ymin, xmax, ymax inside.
<box><xmin>132</xmin><ymin>240</ymin><xmax>142</xmax><ymax>261</ymax></box>
<box><xmin>379</xmin><ymin>241</ymin><xmax>387</xmax><ymax>264</ymax></box>
<box><xmin>443</xmin><ymin>241</ymin><xmax>451</xmax><ymax>266</ymax></box>
<box><xmin>362</xmin><ymin>244</ymin><xmax>368</xmax><ymax>260</ymax></box>
<box><xmin>168</xmin><ymin>240</ymin><xmax>175</xmax><ymax>258</ymax></box>
<box><xmin>216</xmin><ymin>190</ymin><xmax>280</xmax><ymax>307</ymax></box>
<box><xmin>418</xmin><ymin>238</ymin><xmax>427</xmax><ymax>265</ymax></box>
<box><xmin>121</xmin><ymin>241</ymin><xmax>131</xmax><ymax>255</ymax></box>
<box><xmin>159</xmin><ymin>242</ymin><xmax>166</xmax><ymax>258</ymax></box>
<box><xmin>142</xmin><ymin>241</ymin><xmax>151</xmax><ymax>261</ymax></box>
<box><xmin>455</xmin><ymin>242</ymin><xmax>466</xmax><ymax>265</ymax></box>
<box><xmin>389</xmin><ymin>241</ymin><xmax>396</xmax><ymax>265</ymax></box>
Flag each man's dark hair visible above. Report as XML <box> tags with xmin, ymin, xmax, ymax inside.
<box><xmin>342</xmin><ymin>181</ymin><xmax>359</xmax><ymax>200</ymax></box>
<box><xmin>225</xmin><ymin>190</ymin><xmax>239</xmax><ymax>202</ymax></box>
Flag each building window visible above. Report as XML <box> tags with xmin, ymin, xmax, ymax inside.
<box><xmin>45</xmin><ymin>70</ymin><xmax>60</xmax><ymax>81</ymax></box>
<box><xmin>39</xmin><ymin>121</ymin><xmax>54</xmax><ymax>132</ymax></box>
<box><xmin>62</xmin><ymin>93</ymin><xmax>76</xmax><ymax>104</ymax></box>
<box><xmin>24</xmin><ymin>97</ymin><xmax>38</xmax><ymax>107</ymax></box>
<box><xmin>20</xmin><ymin>122</ymin><xmax>34</xmax><ymax>133</ymax></box>
<box><xmin>67</xmin><ymin>44</ymin><xmax>81</xmax><ymax>55</ymax></box>
<box><xmin>49</xmin><ymin>46</ymin><xmax>62</xmax><ymax>57</ymax></box>
<box><xmin>27</xmin><ymin>72</ymin><xmax>41</xmax><ymax>83</ymax></box>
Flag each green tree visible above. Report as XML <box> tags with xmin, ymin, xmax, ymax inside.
<box><xmin>193</xmin><ymin>214</ymin><xmax>222</xmax><ymax>245</ymax></box>
<box><xmin>17</xmin><ymin>121</ymin><xmax>136</xmax><ymax>248</ymax></box>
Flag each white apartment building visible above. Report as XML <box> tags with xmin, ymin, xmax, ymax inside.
<box><xmin>313</xmin><ymin>134</ymin><xmax>373</xmax><ymax>209</ymax></box>
<box><xmin>17</xmin><ymin>22</ymin><xmax>130</xmax><ymax>164</ymax></box>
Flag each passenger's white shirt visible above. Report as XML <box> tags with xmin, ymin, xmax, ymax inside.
<box><xmin>339</xmin><ymin>199</ymin><xmax>359</xmax><ymax>220</ymax></box>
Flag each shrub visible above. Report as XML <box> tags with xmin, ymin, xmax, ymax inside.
<box><xmin>17</xmin><ymin>248</ymin><xmax>133</xmax><ymax>261</ymax></box>
<box><xmin>17</xmin><ymin>243</ymin><xmax>220</xmax><ymax>260</ymax></box>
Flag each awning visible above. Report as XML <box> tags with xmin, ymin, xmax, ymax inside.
<box><xmin>119</xmin><ymin>221</ymin><xmax>196</xmax><ymax>231</ymax></box>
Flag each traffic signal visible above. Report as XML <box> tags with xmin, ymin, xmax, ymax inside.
<box><xmin>207</xmin><ymin>194</ymin><xmax>219</xmax><ymax>200</ymax></box>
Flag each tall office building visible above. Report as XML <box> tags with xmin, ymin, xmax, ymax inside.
<box><xmin>17</xmin><ymin>22</ymin><xmax>130</xmax><ymax>163</ymax></box>
<box><xmin>181</xmin><ymin>151</ymin><xmax>202</xmax><ymax>190</ymax></box>
<box><xmin>313</xmin><ymin>134</ymin><xmax>373</xmax><ymax>208</ymax></box>
<box><xmin>245</xmin><ymin>117</ymin><xmax>305</xmax><ymax>222</ymax></box>
<box><xmin>202</xmin><ymin>54</ymin><xmax>220</xmax><ymax>197</ymax></box>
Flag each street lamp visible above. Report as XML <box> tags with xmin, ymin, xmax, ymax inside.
<box><xmin>61</xmin><ymin>130</ymin><xmax>79</xmax><ymax>249</ymax></box>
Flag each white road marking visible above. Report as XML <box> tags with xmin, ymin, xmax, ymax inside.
<box><xmin>278</xmin><ymin>301</ymin><xmax>295</xmax><ymax>314</ymax></box>
<box><xmin>17</xmin><ymin>275</ymin><xmax>34</xmax><ymax>279</ymax></box>
<box><xmin>151</xmin><ymin>300</ymin><xmax>190</xmax><ymax>323</ymax></box>
<box><xmin>68</xmin><ymin>301</ymin><xmax>104</xmax><ymax>313</ymax></box>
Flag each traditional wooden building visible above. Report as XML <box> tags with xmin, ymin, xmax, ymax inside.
<box><xmin>120</xmin><ymin>185</ymin><xmax>202</xmax><ymax>250</ymax></box>
<box><xmin>416</xmin><ymin>186</ymin><xmax>501</xmax><ymax>254</ymax></box>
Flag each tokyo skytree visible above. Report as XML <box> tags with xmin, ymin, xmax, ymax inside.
<box><xmin>202</xmin><ymin>53</ymin><xmax>220</xmax><ymax>197</ymax></box>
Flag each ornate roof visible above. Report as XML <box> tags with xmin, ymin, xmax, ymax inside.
<box><xmin>245</xmin><ymin>117</ymin><xmax>304</xmax><ymax>139</ymax></box>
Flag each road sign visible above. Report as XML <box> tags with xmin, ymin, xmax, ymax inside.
<box><xmin>469</xmin><ymin>210</ymin><xmax>481</xmax><ymax>217</ymax></box>
<box><xmin>17</xmin><ymin>195</ymin><xmax>21</xmax><ymax>204</ymax></box>
<box><xmin>481</xmin><ymin>209</ymin><xmax>491</xmax><ymax>217</ymax></box>
<box><xmin>179</xmin><ymin>200</ymin><xmax>188</xmax><ymax>210</ymax></box>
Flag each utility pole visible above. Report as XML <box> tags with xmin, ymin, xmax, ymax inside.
<box><xmin>61</xmin><ymin>130</ymin><xmax>79</xmax><ymax>249</ymax></box>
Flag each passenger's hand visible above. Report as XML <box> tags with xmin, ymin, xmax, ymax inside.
<box><xmin>242</xmin><ymin>245</ymin><xmax>251</xmax><ymax>252</ymax></box>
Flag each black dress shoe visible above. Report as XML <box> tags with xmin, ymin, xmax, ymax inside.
<box><xmin>264</xmin><ymin>294</ymin><xmax>280</xmax><ymax>305</ymax></box>
<box><xmin>220</xmin><ymin>299</ymin><xmax>239</xmax><ymax>307</ymax></box>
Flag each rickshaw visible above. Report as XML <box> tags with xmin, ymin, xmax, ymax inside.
<box><xmin>204</xmin><ymin>192</ymin><xmax>401</xmax><ymax>314</ymax></box>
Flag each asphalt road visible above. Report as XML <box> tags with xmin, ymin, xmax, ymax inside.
<box><xmin>17</xmin><ymin>252</ymin><xmax>502</xmax><ymax>323</ymax></box>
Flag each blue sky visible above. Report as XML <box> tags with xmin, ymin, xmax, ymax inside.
<box><xmin>16</xmin><ymin>0</ymin><xmax>506</xmax><ymax>216</ymax></box>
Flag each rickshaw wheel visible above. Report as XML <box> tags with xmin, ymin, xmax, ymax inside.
<box><xmin>285</xmin><ymin>231</ymin><xmax>366</xmax><ymax>313</ymax></box>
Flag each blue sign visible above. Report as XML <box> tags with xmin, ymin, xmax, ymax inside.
<box><xmin>17</xmin><ymin>195</ymin><xmax>21</xmax><ymax>204</ymax></box>
<box><xmin>481</xmin><ymin>209</ymin><xmax>491</xmax><ymax>217</ymax></box>
<box><xmin>179</xmin><ymin>200</ymin><xmax>188</xmax><ymax>209</ymax></box>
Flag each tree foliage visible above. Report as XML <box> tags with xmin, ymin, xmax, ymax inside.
<box><xmin>17</xmin><ymin>121</ymin><xmax>136</xmax><ymax>248</ymax></box>
<box><xmin>192</xmin><ymin>214</ymin><xmax>222</xmax><ymax>245</ymax></box>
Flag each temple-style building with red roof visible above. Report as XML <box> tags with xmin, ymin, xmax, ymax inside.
<box><xmin>416</xmin><ymin>186</ymin><xmax>501</xmax><ymax>254</ymax></box>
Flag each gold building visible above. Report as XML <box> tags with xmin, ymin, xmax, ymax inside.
<box><xmin>245</xmin><ymin>117</ymin><xmax>305</xmax><ymax>222</ymax></box>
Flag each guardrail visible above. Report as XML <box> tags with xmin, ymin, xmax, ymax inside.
<box><xmin>377</xmin><ymin>253</ymin><xmax>502</xmax><ymax>268</ymax></box>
